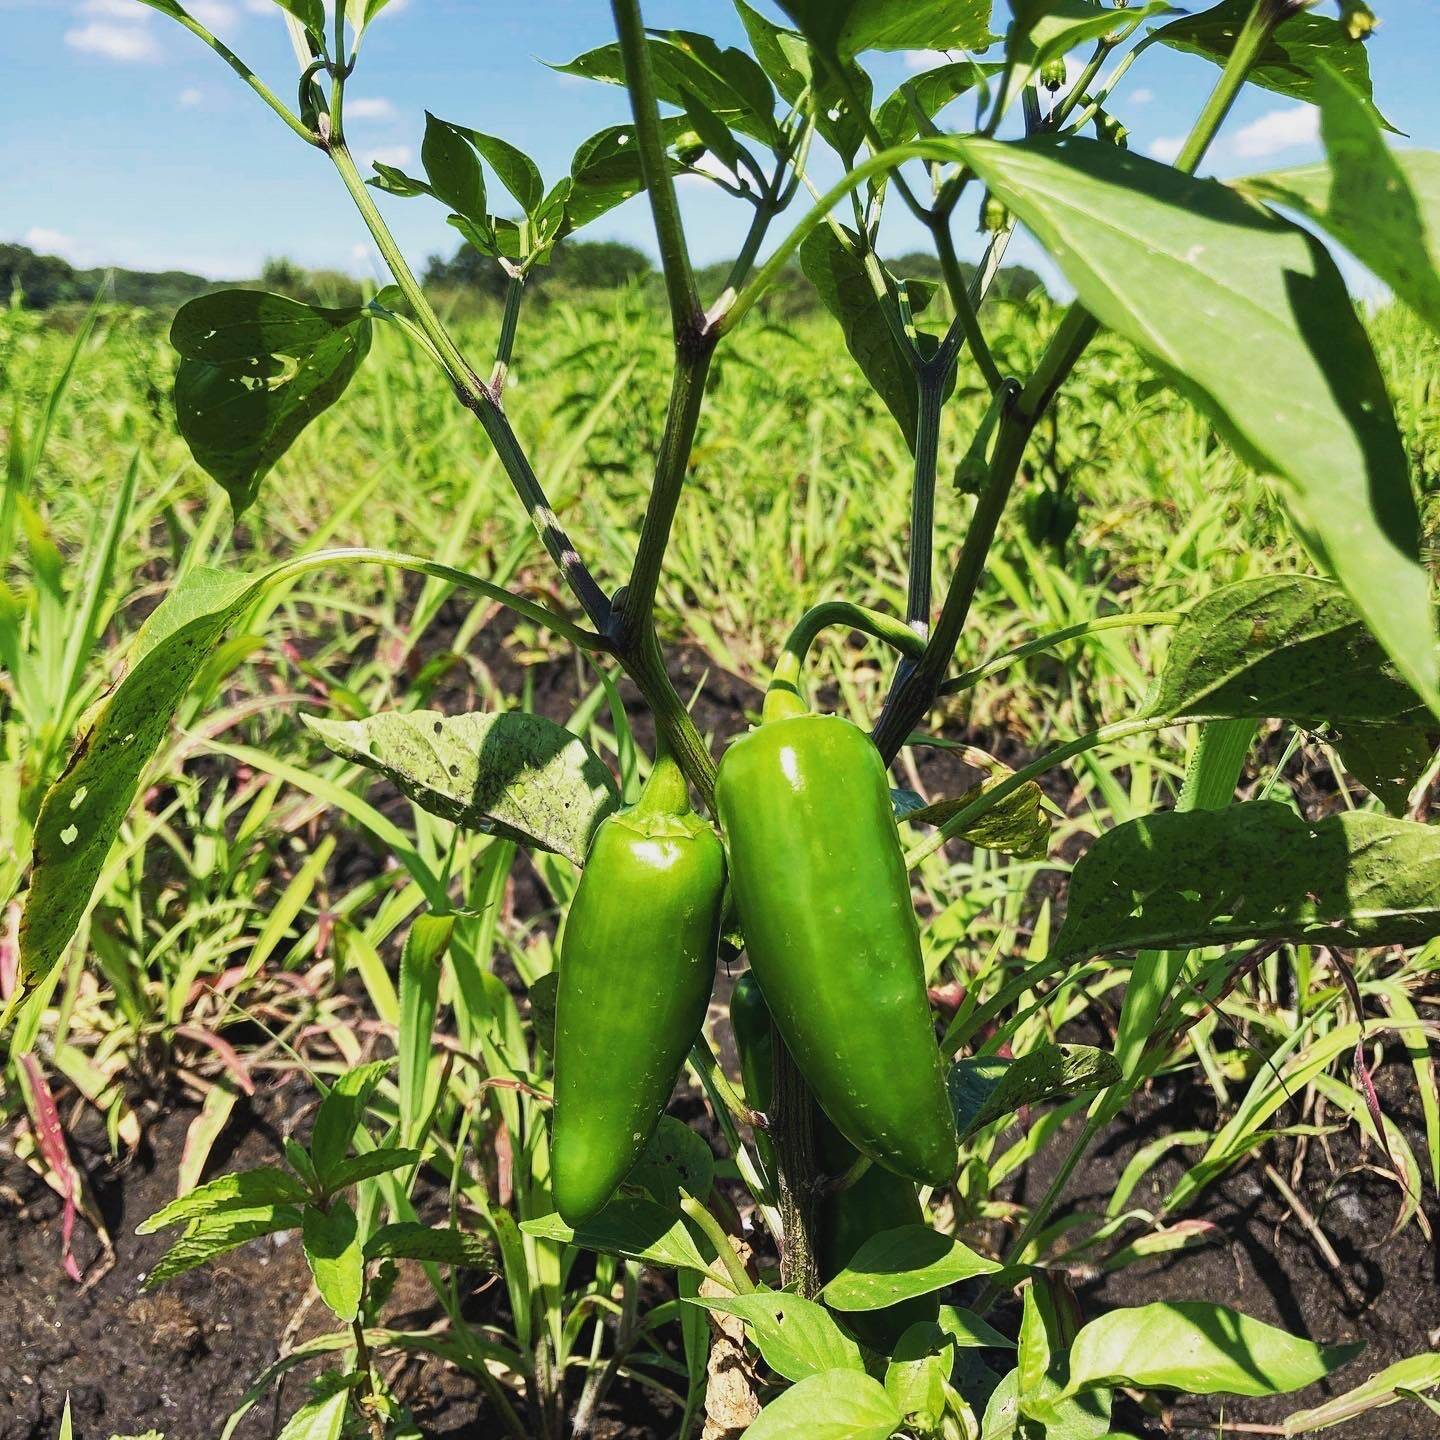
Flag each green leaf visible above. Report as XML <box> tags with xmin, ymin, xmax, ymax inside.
<box><xmin>1066</xmin><ymin>1301</ymin><xmax>1359</xmax><ymax>1398</ymax></box>
<box><xmin>982</xmin><ymin>1365</ymin><xmax>1113</xmax><ymax>1440</ymax></box>
<box><xmin>310</xmin><ymin>1059</ymin><xmax>391</xmax><ymax>1182</ymax></box>
<box><xmin>691</xmin><ymin>1291</ymin><xmax>865</xmax><ymax>1382</ymax></box>
<box><xmin>564</xmin><ymin>119</ymin><xmax>697</xmax><ymax>232</ymax></box>
<box><xmin>745</xmin><ymin>1368</ymin><xmax>901</xmax><ymax>1440</ymax></box>
<box><xmin>1333</xmin><ymin>723</ymin><xmax>1435</xmax><ymax>816</ymax></box>
<box><xmin>146</xmin><ymin>1206</ymin><xmax>302</xmax><ymax>1286</ymax></box>
<box><xmin>171</xmin><ymin>289</ymin><xmax>372</xmax><ymax>514</ymax></box>
<box><xmin>800</xmin><ymin>225</ymin><xmax>953</xmax><ymax>454</ymax></box>
<box><xmin>1282</xmin><ymin>1351</ymin><xmax>1440</xmax><ymax>1433</ymax></box>
<box><xmin>1054</xmin><ymin>801</ymin><xmax>1440</xmax><ymax>969</ymax></box>
<box><xmin>364</xmin><ymin>1221</ymin><xmax>494</xmax><ymax>1268</ymax></box>
<box><xmin>821</xmin><ymin>1224</ymin><xmax>1001</xmax><ymax>1311</ymax></box>
<box><xmin>421</xmin><ymin>112</ymin><xmax>486</xmax><ymax>221</ymax></box>
<box><xmin>948</xmin><ymin>134</ymin><xmax>1438</xmax><ymax>721</ymax></box>
<box><xmin>398</xmin><ymin>912</ymin><xmax>454</xmax><ymax>1147</ymax></box>
<box><xmin>303</xmin><ymin>708</ymin><xmax>620</xmax><ymax>865</ymax></box>
<box><xmin>884</xmin><ymin>1321</ymin><xmax>953</xmax><ymax>1429</ymax></box>
<box><xmin>137</xmin><ymin>1166</ymin><xmax>308</xmax><ymax>1234</ymax></box>
<box><xmin>1240</xmin><ymin>71</ymin><xmax>1440</xmax><ymax>336</ymax></box>
<box><xmin>457</xmin><ymin>127</ymin><xmax>544</xmax><ymax>216</ymax></box>
<box><xmin>19</xmin><ymin>565</ymin><xmax>262</xmax><ymax>993</ymax></box>
<box><xmin>628</xmin><ymin>1116</ymin><xmax>715</xmax><ymax>1209</ymax></box>
<box><xmin>1153</xmin><ymin>0</ymin><xmax>1393</xmax><ymax>129</ymax></box>
<box><xmin>275</xmin><ymin>1388</ymin><xmax>349</xmax><ymax>1440</ymax></box>
<box><xmin>1148</xmin><ymin>575</ymin><xmax>1423</xmax><ymax>724</ymax></box>
<box><xmin>777</xmin><ymin>0</ymin><xmax>994</xmax><ymax>59</ymax></box>
<box><xmin>875</xmin><ymin>60</ymin><xmax>1002</xmax><ymax>148</ymax></box>
<box><xmin>302</xmin><ymin>1199</ymin><xmax>364</xmax><ymax>1323</ymax></box>
<box><xmin>948</xmin><ymin>1044</ymin><xmax>1120</xmax><ymax>1140</ymax></box>
<box><xmin>899</xmin><ymin>773</ymin><xmax>1049</xmax><ymax>859</ymax></box>
<box><xmin>528</xmin><ymin>970</ymin><xmax>559</xmax><ymax>1055</ymax></box>
<box><xmin>367</xmin><ymin>160</ymin><xmax>433</xmax><ymax>198</ymax></box>
<box><xmin>321</xmin><ymin>1146</ymin><xmax>421</xmax><ymax>1192</ymax></box>
<box><xmin>939</xmin><ymin>1305</ymin><xmax>1015</xmax><ymax>1349</ymax></box>
<box><xmin>271</xmin><ymin>0</ymin><xmax>324</xmax><ymax>32</ymax></box>
<box><xmin>522</xmin><ymin>1197</ymin><xmax>714</xmax><ymax>1275</ymax></box>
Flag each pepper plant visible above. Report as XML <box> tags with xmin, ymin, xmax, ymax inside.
<box><xmin>13</xmin><ymin>0</ymin><xmax>1440</xmax><ymax>1435</ymax></box>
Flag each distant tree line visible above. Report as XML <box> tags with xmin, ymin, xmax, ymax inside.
<box><xmin>3</xmin><ymin>237</ymin><xmax>1045</xmax><ymax>316</ymax></box>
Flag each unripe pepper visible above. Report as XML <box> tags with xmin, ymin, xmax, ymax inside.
<box><xmin>730</xmin><ymin>973</ymin><xmax>937</xmax><ymax>1351</ymax></box>
<box><xmin>715</xmin><ymin>684</ymin><xmax>957</xmax><ymax>1188</ymax></box>
<box><xmin>552</xmin><ymin>752</ymin><xmax>725</xmax><ymax>1226</ymax></box>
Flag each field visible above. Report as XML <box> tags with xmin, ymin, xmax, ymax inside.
<box><xmin>2</xmin><ymin>285</ymin><xmax>1438</xmax><ymax>1440</ymax></box>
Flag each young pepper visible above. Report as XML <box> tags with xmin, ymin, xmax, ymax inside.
<box><xmin>730</xmin><ymin>972</ymin><xmax>938</xmax><ymax>1351</ymax></box>
<box><xmin>551</xmin><ymin>751</ymin><xmax>725</xmax><ymax>1225</ymax></box>
<box><xmin>716</xmin><ymin>690</ymin><xmax>957</xmax><ymax>1188</ymax></box>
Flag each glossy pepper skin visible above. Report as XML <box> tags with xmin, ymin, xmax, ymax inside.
<box><xmin>716</xmin><ymin>714</ymin><xmax>957</xmax><ymax>1187</ymax></box>
<box><xmin>552</xmin><ymin>758</ymin><xmax>725</xmax><ymax>1226</ymax></box>
<box><xmin>729</xmin><ymin>972</ymin><xmax>936</xmax><ymax>1351</ymax></box>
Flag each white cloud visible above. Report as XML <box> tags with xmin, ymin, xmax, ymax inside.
<box><xmin>1231</xmin><ymin>104</ymin><xmax>1319</xmax><ymax>159</ymax></box>
<box><xmin>1131</xmin><ymin>87</ymin><xmax>1154</xmax><ymax>105</ymax></box>
<box><xmin>904</xmin><ymin>50</ymin><xmax>950</xmax><ymax>71</ymax></box>
<box><xmin>178</xmin><ymin>86</ymin><xmax>203</xmax><ymax>107</ymax></box>
<box><xmin>1146</xmin><ymin>135</ymin><xmax>1184</xmax><ymax>164</ymax></box>
<box><xmin>23</xmin><ymin>227</ymin><xmax>79</xmax><ymax>260</ymax></box>
<box><xmin>79</xmin><ymin>0</ymin><xmax>145</xmax><ymax>17</ymax></box>
<box><xmin>364</xmin><ymin>144</ymin><xmax>413</xmax><ymax>168</ymax></box>
<box><xmin>344</xmin><ymin>96</ymin><xmax>397</xmax><ymax>120</ymax></box>
<box><xmin>243</xmin><ymin>0</ymin><xmax>274</xmax><ymax>12</ymax></box>
<box><xmin>64</xmin><ymin>21</ymin><xmax>161</xmax><ymax>61</ymax></box>
<box><xmin>187</xmin><ymin>0</ymin><xmax>238</xmax><ymax>27</ymax></box>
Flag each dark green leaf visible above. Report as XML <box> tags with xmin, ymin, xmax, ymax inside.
<box><xmin>1149</xmin><ymin>575</ymin><xmax>1424</xmax><ymax>724</ymax></box>
<box><xmin>458</xmin><ymin>128</ymin><xmax>544</xmax><ymax>216</ymax></box>
<box><xmin>1152</xmin><ymin>0</ymin><xmax>1393</xmax><ymax>129</ymax></box>
<box><xmin>170</xmin><ymin>289</ymin><xmax>371</xmax><ymax>514</ymax></box>
<box><xmin>528</xmin><ymin>970</ymin><xmax>559</xmax><ymax>1055</ymax></box>
<box><xmin>146</xmin><ymin>1206</ymin><xmax>302</xmax><ymax>1287</ymax></box>
<box><xmin>311</xmin><ymin>1059</ymin><xmax>391</xmax><ymax>1182</ymax></box>
<box><xmin>367</xmin><ymin>161</ymin><xmax>433</xmax><ymax>198</ymax></box>
<box><xmin>322</xmin><ymin>1147</ymin><xmax>422</xmax><ymax>1192</ymax></box>
<box><xmin>902</xmin><ymin>773</ymin><xmax>1049</xmax><ymax>858</ymax></box>
<box><xmin>1334</xmin><ymin>724</ymin><xmax>1435</xmax><ymax>816</ymax></box>
<box><xmin>521</xmin><ymin>1197</ymin><xmax>713</xmax><ymax>1274</ymax></box>
<box><xmin>948</xmin><ymin>1044</ymin><xmax>1120</xmax><ymax>1139</ymax></box>
<box><xmin>1240</xmin><ymin>69</ymin><xmax>1440</xmax><ymax>335</ymax></box>
<box><xmin>272</xmin><ymin>0</ymin><xmax>325</xmax><ymax>32</ymax></box>
<box><xmin>19</xmin><ymin>566</ymin><xmax>265</xmax><ymax>992</ymax></box>
<box><xmin>1066</xmin><ymin>1301</ymin><xmax>1360</xmax><ymax>1397</ymax></box>
<box><xmin>884</xmin><ymin>1322</ymin><xmax>953</xmax><ymax>1429</ymax></box>
<box><xmin>1054</xmin><ymin>802</ymin><xmax>1440</xmax><ymax>967</ymax></box>
<box><xmin>364</xmin><ymin>1221</ymin><xmax>494</xmax><ymax>1268</ymax></box>
<box><xmin>303</xmin><ymin>708</ymin><xmax>620</xmax><ymax>865</ymax></box>
<box><xmin>690</xmin><ymin>1291</ymin><xmax>864</xmax><ymax>1382</ymax></box>
<box><xmin>948</xmin><ymin>135</ymin><xmax>1438</xmax><ymax>719</ymax></box>
<box><xmin>628</xmin><ymin>1116</ymin><xmax>715</xmax><ymax>1209</ymax></box>
<box><xmin>565</xmin><ymin>119</ymin><xmax>697</xmax><ymax>232</ymax></box>
<box><xmin>745</xmin><ymin>1369</ymin><xmax>901</xmax><ymax>1440</ymax></box>
<box><xmin>422</xmin><ymin>112</ymin><xmax>486</xmax><ymax>221</ymax></box>
<box><xmin>939</xmin><ymin>1305</ymin><xmax>1015</xmax><ymax>1349</ymax></box>
<box><xmin>302</xmin><ymin>1199</ymin><xmax>364</xmax><ymax>1322</ymax></box>
<box><xmin>821</xmin><ymin>1224</ymin><xmax>1001</xmax><ymax>1311</ymax></box>
<box><xmin>777</xmin><ymin>0</ymin><xmax>994</xmax><ymax>58</ymax></box>
<box><xmin>800</xmin><ymin>226</ymin><xmax>953</xmax><ymax>453</ymax></box>
<box><xmin>138</xmin><ymin>1166</ymin><xmax>308</xmax><ymax>1234</ymax></box>
<box><xmin>876</xmin><ymin>60</ymin><xmax>1002</xmax><ymax>148</ymax></box>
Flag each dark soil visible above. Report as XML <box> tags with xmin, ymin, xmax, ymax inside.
<box><xmin>5</xmin><ymin>618</ymin><xmax>1438</xmax><ymax>1438</ymax></box>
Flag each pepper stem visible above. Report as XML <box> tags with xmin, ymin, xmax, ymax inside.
<box><xmin>632</xmin><ymin>740</ymin><xmax>692</xmax><ymax>817</ymax></box>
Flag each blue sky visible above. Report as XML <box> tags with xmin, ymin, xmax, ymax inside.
<box><xmin>4</xmin><ymin>0</ymin><xmax>1439</xmax><ymax>291</ymax></box>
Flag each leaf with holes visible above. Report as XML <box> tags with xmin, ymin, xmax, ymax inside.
<box><xmin>171</xmin><ymin>290</ymin><xmax>372</xmax><ymax>515</ymax></box>
<box><xmin>628</xmin><ymin>1116</ymin><xmax>715</xmax><ymax>1209</ymax></box>
<box><xmin>304</xmin><ymin>708</ymin><xmax>619</xmax><ymax>865</ymax></box>
<box><xmin>898</xmin><ymin>773</ymin><xmax>1049</xmax><ymax>858</ymax></box>
<box><xmin>1053</xmin><ymin>802</ymin><xmax>1440</xmax><ymax>967</ymax></box>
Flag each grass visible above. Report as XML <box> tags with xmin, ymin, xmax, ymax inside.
<box><xmin>3</xmin><ymin>286</ymin><xmax>1439</xmax><ymax>1433</ymax></box>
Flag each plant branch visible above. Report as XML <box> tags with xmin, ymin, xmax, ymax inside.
<box><xmin>611</xmin><ymin>0</ymin><xmax>700</xmax><ymax>336</ymax></box>
<box><xmin>906</xmin><ymin>377</ymin><xmax>946</xmax><ymax>634</ymax></box>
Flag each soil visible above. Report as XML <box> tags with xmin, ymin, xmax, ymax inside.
<box><xmin>4</xmin><ymin>613</ymin><xmax>1438</xmax><ymax>1438</ymax></box>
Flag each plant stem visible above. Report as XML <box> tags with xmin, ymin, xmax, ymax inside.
<box><xmin>771</xmin><ymin>1024</ymin><xmax>822</xmax><ymax>1296</ymax></box>
<box><xmin>931</xmin><ymin>220</ymin><xmax>1002</xmax><ymax>393</ymax></box>
<box><xmin>491</xmin><ymin>272</ymin><xmax>525</xmax><ymax>394</ymax></box>
<box><xmin>350</xmin><ymin>1315</ymin><xmax>386</xmax><ymax>1440</ymax></box>
<box><xmin>680</xmin><ymin>1192</ymin><xmax>755</xmax><ymax>1293</ymax></box>
<box><xmin>907</xmin><ymin>376</ymin><xmax>946</xmax><ymax>634</ymax></box>
<box><xmin>325</xmin><ymin>141</ymin><xmax>612</xmax><ymax>629</ymax></box>
<box><xmin>611</xmin><ymin>0</ymin><xmax>700</xmax><ymax>335</ymax></box>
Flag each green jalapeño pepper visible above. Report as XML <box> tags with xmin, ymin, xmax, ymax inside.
<box><xmin>715</xmin><ymin>685</ymin><xmax>956</xmax><ymax>1188</ymax></box>
<box><xmin>729</xmin><ymin>972</ymin><xmax>937</xmax><ymax>1352</ymax></box>
<box><xmin>552</xmin><ymin>753</ymin><xmax>725</xmax><ymax>1226</ymax></box>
